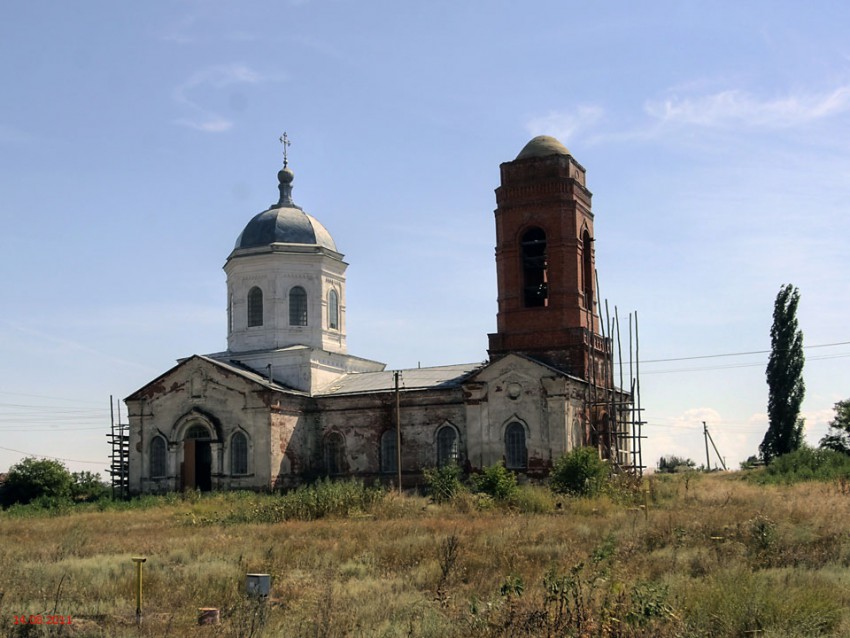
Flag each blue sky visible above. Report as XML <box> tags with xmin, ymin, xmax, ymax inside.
<box><xmin>1</xmin><ymin>0</ymin><xmax>848</xmax><ymax>475</ymax></box>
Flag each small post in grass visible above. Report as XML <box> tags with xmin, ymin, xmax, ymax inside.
<box><xmin>132</xmin><ymin>557</ymin><xmax>147</xmax><ymax>625</ymax></box>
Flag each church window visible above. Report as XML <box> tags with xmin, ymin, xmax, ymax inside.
<box><xmin>186</xmin><ymin>424</ymin><xmax>210</xmax><ymax>440</ymax></box>
<box><xmin>505</xmin><ymin>422</ymin><xmax>527</xmax><ymax>470</ymax></box>
<box><xmin>381</xmin><ymin>430</ymin><xmax>397</xmax><ymax>474</ymax></box>
<box><xmin>436</xmin><ymin>425</ymin><xmax>459</xmax><ymax>467</ymax></box>
<box><xmin>150</xmin><ymin>436</ymin><xmax>166</xmax><ymax>478</ymax></box>
<box><xmin>324</xmin><ymin>432</ymin><xmax>345</xmax><ymax>475</ymax></box>
<box><xmin>328</xmin><ymin>289</ymin><xmax>339</xmax><ymax>330</ymax></box>
<box><xmin>231</xmin><ymin>432</ymin><xmax>248</xmax><ymax>475</ymax></box>
<box><xmin>247</xmin><ymin>287</ymin><xmax>263</xmax><ymax>327</ymax></box>
<box><xmin>290</xmin><ymin>286</ymin><xmax>308</xmax><ymax>326</ymax></box>
<box><xmin>582</xmin><ymin>230</ymin><xmax>593</xmax><ymax>309</ymax></box>
<box><xmin>521</xmin><ymin>227</ymin><xmax>548</xmax><ymax>307</ymax></box>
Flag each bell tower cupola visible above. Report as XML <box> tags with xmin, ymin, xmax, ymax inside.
<box><xmin>487</xmin><ymin>136</ymin><xmax>607</xmax><ymax>382</ymax></box>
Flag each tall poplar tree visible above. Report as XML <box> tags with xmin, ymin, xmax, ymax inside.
<box><xmin>759</xmin><ymin>284</ymin><xmax>805</xmax><ymax>463</ymax></box>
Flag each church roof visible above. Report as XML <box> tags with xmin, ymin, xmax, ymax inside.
<box><xmin>516</xmin><ymin>135</ymin><xmax>570</xmax><ymax>160</ymax></box>
<box><xmin>125</xmin><ymin>354</ymin><xmax>307</xmax><ymax>401</ymax></box>
<box><xmin>233</xmin><ymin>165</ymin><xmax>337</xmax><ymax>251</ymax></box>
<box><xmin>235</xmin><ymin>207</ymin><xmax>337</xmax><ymax>251</ymax></box>
<box><xmin>317</xmin><ymin>363</ymin><xmax>484</xmax><ymax>396</ymax></box>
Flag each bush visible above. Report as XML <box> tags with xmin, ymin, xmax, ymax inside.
<box><xmin>656</xmin><ymin>455</ymin><xmax>696</xmax><ymax>473</ymax></box>
<box><xmin>1</xmin><ymin>457</ymin><xmax>73</xmax><ymax>507</ymax></box>
<box><xmin>423</xmin><ymin>463</ymin><xmax>464</xmax><ymax>503</ymax></box>
<box><xmin>750</xmin><ymin>446</ymin><xmax>850</xmax><ymax>484</ymax></box>
<box><xmin>470</xmin><ymin>462</ymin><xmax>518</xmax><ymax>501</ymax></box>
<box><xmin>550</xmin><ymin>447</ymin><xmax>610</xmax><ymax>497</ymax></box>
<box><xmin>71</xmin><ymin>471</ymin><xmax>110</xmax><ymax>502</ymax></box>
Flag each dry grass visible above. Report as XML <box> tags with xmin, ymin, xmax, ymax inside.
<box><xmin>2</xmin><ymin>473</ymin><xmax>850</xmax><ymax>637</ymax></box>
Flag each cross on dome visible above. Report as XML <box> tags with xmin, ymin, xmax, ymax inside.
<box><xmin>279</xmin><ymin>132</ymin><xmax>291</xmax><ymax>168</ymax></box>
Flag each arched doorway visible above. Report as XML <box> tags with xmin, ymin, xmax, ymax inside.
<box><xmin>182</xmin><ymin>424</ymin><xmax>213</xmax><ymax>491</ymax></box>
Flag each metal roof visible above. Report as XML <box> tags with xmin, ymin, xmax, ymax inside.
<box><xmin>317</xmin><ymin>362</ymin><xmax>484</xmax><ymax>396</ymax></box>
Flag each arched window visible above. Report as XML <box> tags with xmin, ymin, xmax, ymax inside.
<box><xmin>231</xmin><ymin>431</ymin><xmax>248</xmax><ymax>475</ymax></box>
<box><xmin>521</xmin><ymin>227</ymin><xmax>548</xmax><ymax>307</ymax></box>
<box><xmin>505</xmin><ymin>422</ymin><xmax>527</xmax><ymax>470</ymax></box>
<box><xmin>290</xmin><ymin>286</ymin><xmax>308</xmax><ymax>326</ymax></box>
<box><xmin>381</xmin><ymin>430</ymin><xmax>397</xmax><ymax>474</ymax></box>
<box><xmin>150</xmin><ymin>436</ymin><xmax>166</xmax><ymax>478</ymax></box>
<box><xmin>186</xmin><ymin>424</ymin><xmax>210</xmax><ymax>440</ymax></box>
<box><xmin>247</xmin><ymin>287</ymin><xmax>263</xmax><ymax>327</ymax></box>
<box><xmin>436</xmin><ymin>425</ymin><xmax>459</xmax><ymax>467</ymax></box>
<box><xmin>324</xmin><ymin>432</ymin><xmax>345</xmax><ymax>475</ymax></box>
<box><xmin>582</xmin><ymin>230</ymin><xmax>593</xmax><ymax>310</ymax></box>
<box><xmin>328</xmin><ymin>289</ymin><xmax>339</xmax><ymax>330</ymax></box>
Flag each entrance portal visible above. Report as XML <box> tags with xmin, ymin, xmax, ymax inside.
<box><xmin>181</xmin><ymin>425</ymin><xmax>213</xmax><ymax>491</ymax></box>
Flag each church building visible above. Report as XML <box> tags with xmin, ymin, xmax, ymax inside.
<box><xmin>126</xmin><ymin>136</ymin><xmax>631</xmax><ymax>493</ymax></box>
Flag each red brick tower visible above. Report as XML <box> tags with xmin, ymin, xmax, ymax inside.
<box><xmin>488</xmin><ymin>136</ymin><xmax>608</xmax><ymax>383</ymax></box>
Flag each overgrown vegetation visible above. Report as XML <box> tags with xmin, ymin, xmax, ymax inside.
<box><xmin>469</xmin><ymin>461</ymin><xmax>518</xmax><ymax>501</ymax></box>
<box><xmin>550</xmin><ymin>446</ymin><xmax>611</xmax><ymax>496</ymax></box>
<box><xmin>820</xmin><ymin>397</ymin><xmax>850</xmax><ymax>455</ymax></box>
<box><xmin>0</xmin><ymin>472</ymin><xmax>850</xmax><ymax>638</ymax></box>
<box><xmin>423</xmin><ymin>462</ymin><xmax>464</xmax><ymax>503</ymax></box>
<box><xmin>0</xmin><ymin>457</ymin><xmax>108</xmax><ymax>508</ymax></box>
<box><xmin>656</xmin><ymin>455</ymin><xmax>696</xmax><ymax>473</ymax></box>
<box><xmin>2</xmin><ymin>472</ymin><xmax>850</xmax><ymax>636</ymax></box>
<box><xmin>747</xmin><ymin>446</ymin><xmax>850</xmax><ymax>485</ymax></box>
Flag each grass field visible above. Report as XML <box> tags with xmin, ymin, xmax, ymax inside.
<box><xmin>2</xmin><ymin>472</ymin><xmax>850</xmax><ymax>637</ymax></box>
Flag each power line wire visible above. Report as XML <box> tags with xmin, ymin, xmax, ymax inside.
<box><xmin>0</xmin><ymin>445</ymin><xmax>104</xmax><ymax>466</ymax></box>
<box><xmin>641</xmin><ymin>340</ymin><xmax>850</xmax><ymax>364</ymax></box>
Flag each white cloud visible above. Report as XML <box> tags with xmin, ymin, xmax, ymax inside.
<box><xmin>525</xmin><ymin>106</ymin><xmax>604</xmax><ymax>145</ymax></box>
<box><xmin>645</xmin><ymin>86</ymin><xmax>850</xmax><ymax>129</ymax></box>
<box><xmin>173</xmin><ymin>65</ymin><xmax>263</xmax><ymax>133</ymax></box>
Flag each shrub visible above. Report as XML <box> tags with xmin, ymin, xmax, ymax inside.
<box><xmin>656</xmin><ymin>455</ymin><xmax>696</xmax><ymax>473</ymax></box>
<box><xmin>470</xmin><ymin>462</ymin><xmax>518</xmax><ymax>501</ymax></box>
<box><xmin>1</xmin><ymin>457</ymin><xmax>73</xmax><ymax>507</ymax></box>
<box><xmin>423</xmin><ymin>463</ymin><xmax>464</xmax><ymax>503</ymax></box>
<box><xmin>71</xmin><ymin>471</ymin><xmax>110</xmax><ymax>502</ymax></box>
<box><xmin>750</xmin><ymin>446</ymin><xmax>850</xmax><ymax>484</ymax></box>
<box><xmin>550</xmin><ymin>447</ymin><xmax>610</xmax><ymax>497</ymax></box>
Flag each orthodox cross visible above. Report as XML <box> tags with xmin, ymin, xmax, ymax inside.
<box><xmin>279</xmin><ymin>132</ymin><xmax>291</xmax><ymax>168</ymax></box>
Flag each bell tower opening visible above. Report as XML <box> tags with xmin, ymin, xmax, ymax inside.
<box><xmin>521</xmin><ymin>227</ymin><xmax>548</xmax><ymax>308</ymax></box>
<box><xmin>582</xmin><ymin>229</ymin><xmax>593</xmax><ymax>311</ymax></box>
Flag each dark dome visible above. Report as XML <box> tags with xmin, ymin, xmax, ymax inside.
<box><xmin>233</xmin><ymin>164</ymin><xmax>337</xmax><ymax>252</ymax></box>
<box><xmin>235</xmin><ymin>206</ymin><xmax>337</xmax><ymax>251</ymax></box>
<box><xmin>516</xmin><ymin>135</ymin><xmax>570</xmax><ymax>160</ymax></box>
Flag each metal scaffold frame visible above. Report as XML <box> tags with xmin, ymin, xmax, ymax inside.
<box><xmin>588</xmin><ymin>270</ymin><xmax>646</xmax><ymax>476</ymax></box>
<box><xmin>106</xmin><ymin>395</ymin><xmax>129</xmax><ymax>498</ymax></box>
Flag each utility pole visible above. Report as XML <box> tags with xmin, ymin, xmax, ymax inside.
<box><xmin>705</xmin><ymin>425</ymin><xmax>728</xmax><ymax>471</ymax></box>
<box><xmin>394</xmin><ymin>371</ymin><xmax>402</xmax><ymax>494</ymax></box>
<box><xmin>703</xmin><ymin>421</ymin><xmax>711</xmax><ymax>471</ymax></box>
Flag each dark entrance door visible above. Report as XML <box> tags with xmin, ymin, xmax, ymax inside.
<box><xmin>182</xmin><ymin>438</ymin><xmax>213</xmax><ymax>492</ymax></box>
<box><xmin>195</xmin><ymin>441</ymin><xmax>212</xmax><ymax>492</ymax></box>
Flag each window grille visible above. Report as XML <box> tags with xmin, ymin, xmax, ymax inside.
<box><xmin>381</xmin><ymin>430</ymin><xmax>397</xmax><ymax>473</ymax></box>
<box><xmin>150</xmin><ymin>436</ymin><xmax>166</xmax><ymax>478</ymax></box>
<box><xmin>248</xmin><ymin>287</ymin><xmax>263</xmax><ymax>327</ymax></box>
<box><xmin>290</xmin><ymin>286</ymin><xmax>308</xmax><ymax>326</ymax></box>
<box><xmin>505</xmin><ymin>422</ymin><xmax>527</xmax><ymax>470</ymax></box>
<box><xmin>436</xmin><ymin>426</ymin><xmax>459</xmax><ymax>466</ymax></box>
<box><xmin>325</xmin><ymin>432</ymin><xmax>345</xmax><ymax>475</ymax></box>
<box><xmin>231</xmin><ymin>432</ymin><xmax>248</xmax><ymax>475</ymax></box>
<box><xmin>328</xmin><ymin>289</ymin><xmax>339</xmax><ymax>330</ymax></box>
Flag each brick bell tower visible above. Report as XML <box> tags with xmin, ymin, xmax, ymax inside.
<box><xmin>488</xmin><ymin>136</ymin><xmax>609</xmax><ymax>384</ymax></box>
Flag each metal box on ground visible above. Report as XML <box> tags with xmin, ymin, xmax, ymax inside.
<box><xmin>246</xmin><ymin>573</ymin><xmax>270</xmax><ymax>597</ymax></box>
